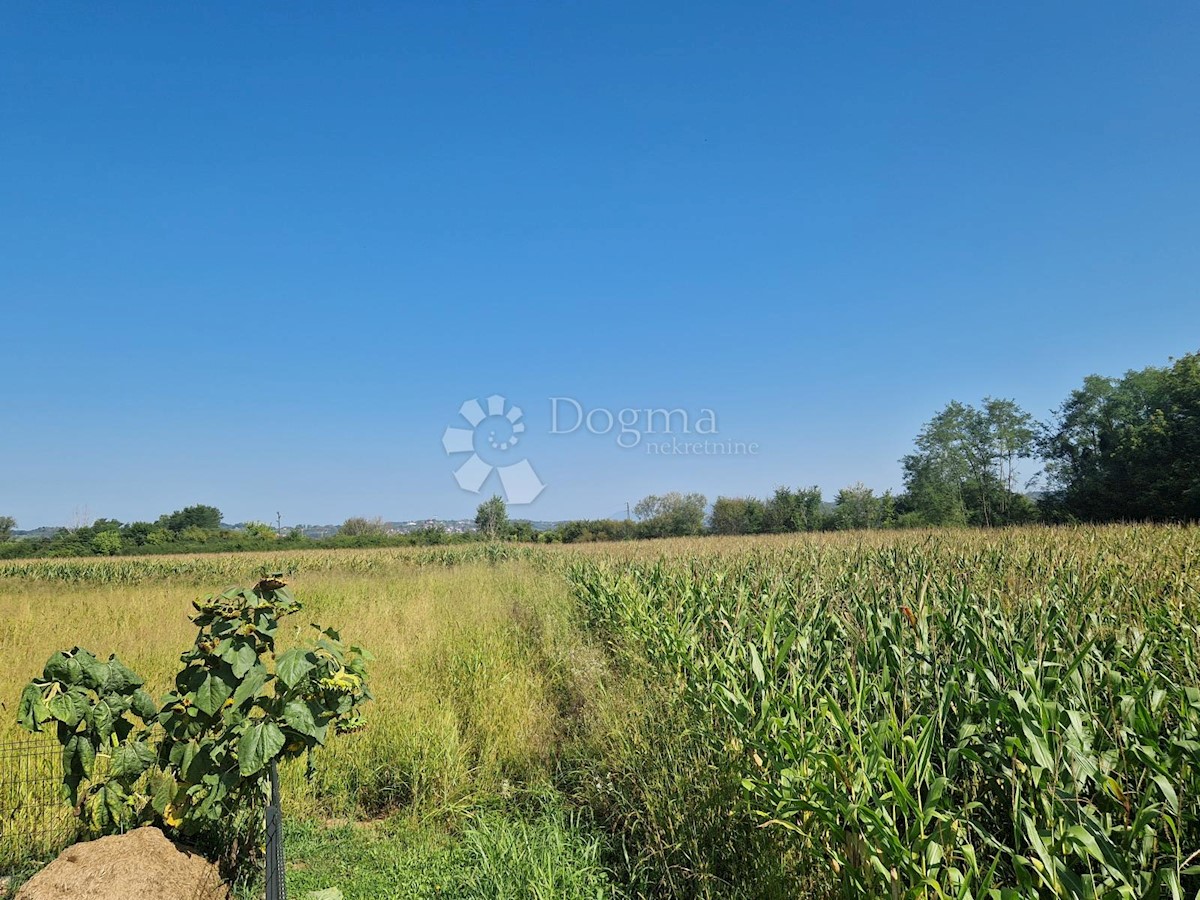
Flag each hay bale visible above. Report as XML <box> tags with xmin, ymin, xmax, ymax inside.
<box><xmin>15</xmin><ymin>826</ymin><xmax>227</xmax><ymax>900</ymax></box>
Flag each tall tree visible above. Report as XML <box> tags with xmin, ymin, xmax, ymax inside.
<box><xmin>833</xmin><ymin>482</ymin><xmax>884</xmax><ymax>530</ymax></box>
<box><xmin>157</xmin><ymin>505</ymin><xmax>223</xmax><ymax>533</ymax></box>
<box><xmin>763</xmin><ymin>486</ymin><xmax>823</xmax><ymax>532</ymax></box>
<box><xmin>0</xmin><ymin>516</ymin><xmax>15</xmax><ymax>542</ymax></box>
<box><xmin>340</xmin><ymin>516</ymin><xmax>387</xmax><ymax>537</ymax></box>
<box><xmin>902</xmin><ymin>398</ymin><xmax>1037</xmax><ymax>526</ymax></box>
<box><xmin>984</xmin><ymin>398</ymin><xmax>1039</xmax><ymax>522</ymax></box>
<box><xmin>634</xmin><ymin>492</ymin><xmax>707</xmax><ymax>538</ymax></box>
<box><xmin>710</xmin><ymin>497</ymin><xmax>767</xmax><ymax>535</ymax></box>
<box><xmin>475</xmin><ymin>495</ymin><xmax>509</xmax><ymax>540</ymax></box>
<box><xmin>1042</xmin><ymin>350</ymin><xmax>1200</xmax><ymax>521</ymax></box>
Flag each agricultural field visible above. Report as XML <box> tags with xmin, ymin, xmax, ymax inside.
<box><xmin>0</xmin><ymin>526</ymin><xmax>1198</xmax><ymax>898</ymax></box>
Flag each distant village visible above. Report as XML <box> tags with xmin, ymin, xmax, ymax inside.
<box><xmin>9</xmin><ymin>518</ymin><xmax>562</xmax><ymax>540</ymax></box>
<box><xmin>278</xmin><ymin>519</ymin><xmax>479</xmax><ymax>539</ymax></box>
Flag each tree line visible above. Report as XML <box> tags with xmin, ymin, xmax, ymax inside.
<box><xmin>539</xmin><ymin>347</ymin><xmax>1200</xmax><ymax>540</ymax></box>
<box><xmin>2</xmin><ymin>349</ymin><xmax>1196</xmax><ymax>555</ymax></box>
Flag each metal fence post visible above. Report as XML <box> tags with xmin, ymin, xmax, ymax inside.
<box><xmin>264</xmin><ymin>760</ymin><xmax>287</xmax><ymax>900</ymax></box>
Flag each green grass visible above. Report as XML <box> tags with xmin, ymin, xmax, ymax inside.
<box><xmin>281</xmin><ymin>817</ymin><xmax>470</xmax><ymax>899</ymax></box>
<box><xmin>279</xmin><ymin>803</ymin><xmax>616</xmax><ymax>900</ymax></box>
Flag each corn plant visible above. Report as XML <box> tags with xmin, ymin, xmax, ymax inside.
<box><xmin>568</xmin><ymin>527</ymin><xmax>1200</xmax><ymax>898</ymax></box>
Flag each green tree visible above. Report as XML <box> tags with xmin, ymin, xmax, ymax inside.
<box><xmin>833</xmin><ymin>482</ymin><xmax>883</xmax><ymax>530</ymax></box>
<box><xmin>158</xmin><ymin>505</ymin><xmax>222</xmax><ymax>533</ymax></box>
<box><xmin>902</xmin><ymin>398</ymin><xmax>1037</xmax><ymax>526</ymax></box>
<box><xmin>180</xmin><ymin>526</ymin><xmax>210</xmax><ymax>544</ymax></box>
<box><xmin>121</xmin><ymin>522</ymin><xmax>156</xmax><ymax>546</ymax></box>
<box><xmin>1042</xmin><ymin>350</ymin><xmax>1200</xmax><ymax>521</ymax></box>
<box><xmin>339</xmin><ymin>517</ymin><xmax>387</xmax><ymax>537</ymax></box>
<box><xmin>508</xmin><ymin>520</ymin><xmax>536</xmax><ymax>542</ymax></box>
<box><xmin>710</xmin><ymin>497</ymin><xmax>767</xmax><ymax>535</ymax></box>
<box><xmin>475</xmin><ymin>496</ymin><xmax>509</xmax><ymax>540</ymax></box>
<box><xmin>412</xmin><ymin>523</ymin><xmax>449</xmax><ymax>544</ymax></box>
<box><xmin>634</xmin><ymin>492</ymin><xmax>707</xmax><ymax>538</ymax></box>
<box><xmin>0</xmin><ymin>516</ymin><xmax>15</xmax><ymax>542</ymax></box>
<box><xmin>91</xmin><ymin>531</ymin><xmax>122</xmax><ymax>556</ymax></box>
<box><xmin>763</xmin><ymin>486</ymin><xmax>822</xmax><ymax>532</ymax></box>
<box><xmin>243</xmin><ymin>522</ymin><xmax>276</xmax><ymax>540</ymax></box>
<box><xmin>984</xmin><ymin>398</ymin><xmax>1039</xmax><ymax>522</ymax></box>
<box><xmin>553</xmin><ymin>519</ymin><xmax>631</xmax><ymax>542</ymax></box>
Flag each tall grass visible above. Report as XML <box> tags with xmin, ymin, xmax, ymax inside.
<box><xmin>0</xmin><ymin>557</ymin><xmax>614</xmax><ymax>887</ymax></box>
<box><xmin>461</xmin><ymin>807</ymin><xmax>615</xmax><ymax>899</ymax></box>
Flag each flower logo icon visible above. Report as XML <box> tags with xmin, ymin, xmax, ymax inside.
<box><xmin>441</xmin><ymin>395</ymin><xmax>546</xmax><ymax>504</ymax></box>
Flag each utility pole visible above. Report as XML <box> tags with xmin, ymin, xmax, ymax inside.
<box><xmin>276</xmin><ymin>511</ymin><xmax>282</xmax><ymax>536</ymax></box>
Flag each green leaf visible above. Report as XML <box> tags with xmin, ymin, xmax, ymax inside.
<box><xmin>130</xmin><ymin>688</ymin><xmax>159</xmax><ymax>721</ymax></box>
<box><xmin>230</xmin><ymin>643</ymin><xmax>259</xmax><ymax>679</ymax></box>
<box><xmin>192</xmin><ymin>672</ymin><xmax>234</xmax><ymax>716</ymax></box>
<box><xmin>111</xmin><ymin>740</ymin><xmax>156</xmax><ymax>782</ymax></box>
<box><xmin>62</xmin><ymin>730</ymin><xmax>96</xmax><ymax>806</ymax></box>
<box><xmin>47</xmin><ymin>692</ymin><xmax>82</xmax><ymax>727</ymax></box>
<box><xmin>276</xmin><ymin>648</ymin><xmax>318</xmax><ymax>689</ymax></box>
<box><xmin>90</xmin><ymin>780</ymin><xmax>128</xmax><ymax>829</ymax></box>
<box><xmin>103</xmin><ymin>691</ymin><xmax>131</xmax><ymax>718</ymax></box>
<box><xmin>238</xmin><ymin>721</ymin><xmax>285</xmax><ymax>776</ymax></box>
<box><xmin>749</xmin><ymin>645</ymin><xmax>765</xmax><ymax>685</ymax></box>
<box><xmin>282</xmin><ymin>700</ymin><xmax>321</xmax><ymax>739</ymax></box>
<box><xmin>81</xmin><ymin>658</ymin><xmax>111</xmax><ymax>691</ymax></box>
<box><xmin>181</xmin><ymin>743</ymin><xmax>213</xmax><ymax>782</ymax></box>
<box><xmin>149</xmin><ymin>771</ymin><xmax>178</xmax><ymax>817</ymax></box>
<box><xmin>231</xmin><ymin>666</ymin><xmax>268</xmax><ymax>708</ymax></box>
<box><xmin>106</xmin><ymin>656</ymin><xmax>143</xmax><ymax>691</ymax></box>
<box><xmin>1152</xmin><ymin>773</ymin><xmax>1180</xmax><ymax>816</ymax></box>
<box><xmin>43</xmin><ymin>651</ymin><xmax>82</xmax><ymax>685</ymax></box>
<box><xmin>17</xmin><ymin>683</ymin><xmax>50</xmax><ymax>732</ymax></box>
<box><xmin>89</xmin><ymin>699</ymin><xmax>114</xmax><ymax>744</ymax></box>
<box><xmin>350</xmin><ymin>645</ymin><xmax>376</xmax><ymax>662</ymax></box>
<box><xmin>169</xmin><ymin>740</ymin><xmax>200</xmax><ymax>775</ymax></box>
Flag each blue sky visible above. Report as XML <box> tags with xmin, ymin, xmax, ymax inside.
<box><xmin>2</xmin><ymin>2</ymin><xmax>1198</xmax><ymax>527</ymax></box>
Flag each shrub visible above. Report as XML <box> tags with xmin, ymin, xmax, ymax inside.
<box><xmin>17</xmin><ymin>577</ymin><xmax>372</xmax><ymax>865</ymax></box>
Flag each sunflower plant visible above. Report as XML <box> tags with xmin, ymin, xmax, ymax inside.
<box><xmin>17</xmin><ymin>576</ymin><xmax>372</xmax><ymax>846</ymax></box>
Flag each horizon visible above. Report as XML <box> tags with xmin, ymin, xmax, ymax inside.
<box><xmin>3</xmin><ymin>3</ymin><xmax>1198</xmax><ymax>526</ymax></box>
<box><xmin>10</xmin><ymin>480</ymin><xmax>1053</xmax><ymax>533</ymax></box>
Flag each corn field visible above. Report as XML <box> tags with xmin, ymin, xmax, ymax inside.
<box><xmin>568</xmin><ymin>526</ymin><xmax>1200</xmax><ymax>898</ymax></box>
<box><xmin>0</xmin><ymin>544</ymin><xmax>542</xmax><ymax>585</ymax></box>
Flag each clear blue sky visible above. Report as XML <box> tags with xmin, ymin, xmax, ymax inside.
<box><xmin>2</xmin><ymin>2</ymin><xmax>1198</xmax><ymax>527</ymax></box>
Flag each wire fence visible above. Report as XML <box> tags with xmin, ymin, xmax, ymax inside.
<box><xmin>1</xmin><ymin>737</ymin><xmax>286</xmax><ymax>899</ymax></box>
<box><xmin>0</xmin><ymin>737</ymin><xmax>76</xmax><ymax>873</ymax></box>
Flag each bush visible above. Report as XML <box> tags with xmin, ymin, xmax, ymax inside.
<box><xmin>17</xmin><ymin>577</ymin><xmax>372</xmax><ymax>869</ymax></box>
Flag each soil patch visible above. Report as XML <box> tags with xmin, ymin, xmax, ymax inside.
<box><xmin>15</xmin><ymin>826</ymin><xmax>227</xmax><ymax>900</ymax></box>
